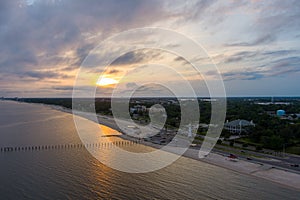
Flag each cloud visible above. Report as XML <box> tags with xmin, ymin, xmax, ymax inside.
<box><xmin>213</xmin><ymin>56</ymin><xmax>300</xmax><ymax>81</ymax></box>
<box><xmin>173</xmin><ymin>56</ymin><xmax>190</xmax><ymax>65</ymax></box>
<box><xmin>222</xmin><ymin>70</ymin><xmax>264</xmax><ymax>81</ymax></box>
<box><xmin>181</xmin><ymin>0</ymin><xmax>219</xmax><ymax>21</ymax></box>
<box><xmin>221</xmin><ymin>49</ymin><xmax>298</xmax><ymax>64</ymax></box>
<box><xmin>223</xmin><ymin>51</ymin><xmax>258</xmax><ymax>63</ymax></box>
<box><xmin>111</xmin><ymin>50</ymin><xmax>164</xmax><ymax>66</ymax></box>
<box><xmin>253</xmin><ymin>1</ymin><xmax>300</xmax><ymax>34</ymax></box>
<box><xmin>134</xmin><ymin>83</ymin><xmax>173</xmax><ymax>97</ymax></box>
<box><xmin>267</xmin><ymin>57</ymin><xmax>300</xmax><ymax>76</ymax></box>
<box><xmin>0</xmin><ymin>0</ymin><xmax>172</xmax><ymax>96</ymax></box>
<box><xmin>1</xmin><ymin>0</ymin><xmax>300</xmax><ymax>97</ymax></box>
<box><xmin>225</xmin><ymin>34</ymin><xmax>276</xmax><ymax>47</ymax></box>
<box><xmin>112</xmin><ymin>51</ymin><xmax>146</xmax><ymax>66</ymax></box>
<box><xmin>21</xmin><ymin>71</ymin><xmax>71</xmax><ymax>80</ymax></box>
<box><xmin>126</xmin><ymin>82</ymin><xmax>138</xmax><ymax>88</ymax></box>
<box><xmin>0</xmin><ymin>2</ymin><xmax>167</xmax><ymax>77</ymax></box>
<box><xmin>52</xmin><ymin>86</ymin><xmax>74</xmax><ymax>91</ymax></box>
<box><xmin>107</xmin><ymin>69</ymin><xmax>120</xmax><ymax>75</ymax></box>
<box><xmin>262</xmin><ymin>50</ymin><xmax>297</xmax><ymax>57</ymax></box>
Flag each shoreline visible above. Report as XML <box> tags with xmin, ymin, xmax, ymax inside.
<box><xmin>48</xmin><ymin>103</ymin><xmax>300</xmax><ymax>191</ymax></box>
<box><xmin>3</xmin><ymin>100</ymin><xmax>300</xmax><ymax>191</ymax></box>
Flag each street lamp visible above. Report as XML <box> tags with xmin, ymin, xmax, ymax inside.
<box><xmin>282</xmin><ymin>143</ymin><xmax>288</xmax><ymax>157</ymax></box>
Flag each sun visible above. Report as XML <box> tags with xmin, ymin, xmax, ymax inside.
<box><xmin>96</xmin><ymin>77</ymin><xmax>118</xmax><ymax>87</ymax></box>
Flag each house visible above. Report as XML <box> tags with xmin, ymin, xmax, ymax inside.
<box><xmin>288</xmin><ymin>114</ymin><xmax>300</xmax><ymax>120</ymax></box>
<box><xmin>129</xmin><ymin>105</ymin><xmax>147</xmax><ymax>114</ymax></box>
<box><xmin>224</xmin><ymin>119</ymin><xmax>255</xmax><ymax>135</ymax></box>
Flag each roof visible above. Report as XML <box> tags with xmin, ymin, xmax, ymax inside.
<box><xmin>225</xmin><ymin>119</ymin><xmax>254</xmax><ymax>127</ymax></box>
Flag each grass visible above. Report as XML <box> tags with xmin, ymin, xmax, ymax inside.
<box><xmin>286</xmin><ymin>145</ymin><xmax>300</xmax><ymax>155</ymax></box>
<box><xmin>214</xmin><ymin>145</ymin><xmax>265</xmax><ymax>159</ymax></box>
<box><xmin>236</xmin><ymin>137</ymin><xmax>260</xmax><ymax>146</ymax></box>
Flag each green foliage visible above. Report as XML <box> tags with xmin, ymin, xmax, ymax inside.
<box><xmin>217</xmin><ymin>139</ymin><xmax>222</xmax><ymax>144</ymax></box>
<box><xmin>17</xmin><ymin>97</ymin><xmax>300</xmax><ymax>153</ymax></box>
<box><xmin>242</xmin><ymin>143</ymin><xmax>248</xmax><ymax>148</ymax></box>
<box><xmin>221</xmin><ymin>129</ymin><xmax>231</xmax><ymax>139</ymax></box>
<box><xmin>261</xmin><ymin>135</ymin><xmax>284</xmax><ymax>150</ymax></box>
<box><xmin>256</xmin><ymin>145</ymin><xmax>263</xmax><ymax>151</ymax></box>
<box><xmin>286</xmin><ymin>145</ymin><xmax>300</xmax><ymax>155</ymax></box>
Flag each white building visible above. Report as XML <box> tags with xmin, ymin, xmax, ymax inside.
<box><xmin>224</xmin><ymin>119</ymin><xmax>255</xmax><ymax>135</ymax></box>
<box><xmin>130</xmin><ymin>105</ymin><xmax>147</xmax><ymax>114</ymax></box>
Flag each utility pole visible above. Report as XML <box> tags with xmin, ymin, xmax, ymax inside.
<box><xmin>283</xmin><ymin>143</ymin><xmax>287</xmax><ymax>157</ymax></box>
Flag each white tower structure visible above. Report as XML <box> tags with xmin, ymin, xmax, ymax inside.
<box><xmin>188</xmin><ymin>124</ymin><xmax>192</xmax><ymax>138</ymax></box>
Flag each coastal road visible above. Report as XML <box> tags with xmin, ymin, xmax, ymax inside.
<box><xmin>69</xmin><ymin>110</ymin><xmax>300</xmax><ymax>174</ymax></box>
<box><xmin>209</xmin><ymin>147</ymin><xmax>300</xmax><ymax>174</ymax></box>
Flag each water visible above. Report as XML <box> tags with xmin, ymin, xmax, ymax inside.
<box><xmin>0</xmin><ymin>101</ymin><xmax>299</xmax><ymax>199</ymax></box>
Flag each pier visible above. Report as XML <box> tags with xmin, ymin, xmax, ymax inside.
<box><xmin>0</xmin><ymin>140</ymin><xmax>142</xmax><ymax>153</ymax></box>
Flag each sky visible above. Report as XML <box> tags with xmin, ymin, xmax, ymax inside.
<box><xmin>0</xmin><ymin>0</ymin><xmax>300</xmax><ymax>97</ymax></box>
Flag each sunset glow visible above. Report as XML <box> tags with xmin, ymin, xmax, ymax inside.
<box><xmin>96</xmin><ymin>77</ymin><xmax>118</xmax><ymax>87</ymax></box>
<box><xmin>1</xmin><ymin>1</ymin><xmax>300</xmax><ymax>198</ymax></box>
<box><xmin>0</xmin><ymin>1</ymin><xmax>299</xmax><ymax>97</ymax></box>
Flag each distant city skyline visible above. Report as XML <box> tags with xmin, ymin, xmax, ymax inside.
<box><xmin>0</xmin><ymin>0</ymin><xmax>299</xmax><ymax>97</ymax></box>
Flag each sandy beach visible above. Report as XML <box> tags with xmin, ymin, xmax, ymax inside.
<box><xmin>51</xmin><ymin>104</ymin><xmax>300</xmax><ymax>190</ymax></box>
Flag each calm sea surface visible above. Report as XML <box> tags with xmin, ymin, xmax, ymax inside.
<box><xmin>0</xmin><ymin>101</ymin><xmax>299</xmax><ymax>199</ymax></box>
